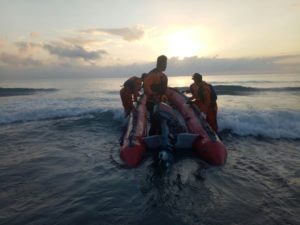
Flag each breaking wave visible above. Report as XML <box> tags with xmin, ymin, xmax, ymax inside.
<box><xmin>219</xmin><ymin>109</ymin><xmax>300</xmax><ymax>139</ymax></box>
<box><xmin>0</xmin><ymin>87</ymin><xmax>58</xmax><ymax>97</ymax></box>
<box><xmin>214</xmin><ymin>85</ymin><xmax>300</xmax><ymax>96</ymax></box>
<box><xmin>1</xmin><ymin>104</ymin><xmax>299</xmax><ymax>139</ymax></box>
<box><xmin>0</xmin><ymin>107</ymin><xmax>124</xmax><ymax>125</ymax></box>
<box><xmin>175</xmin><ymin>85</ymin><xmax>300</xmax><ymax>96</ymax></box>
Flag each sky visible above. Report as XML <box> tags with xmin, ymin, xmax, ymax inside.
<box><xmin>0</xmin><ymin>0</ymin><xmax>300</xmax><ymax>79</ymax></box>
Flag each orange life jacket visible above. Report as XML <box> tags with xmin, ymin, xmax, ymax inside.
<box><xmin>143</xmin><ymin>68</ymin><xmax>168</xmax><ymax>102</ymax></box>
<box><xmin>190</xmin><ymin>81</ymin><xmax>219</xmax><ymax>132</ymax></box>
<box><xmin>189</xmin><ymin>81</ymin><xmax>211</xmax><ymax>114</ymax></box>
<box><xmin>120</xmin><ymin>76</ymin><xmax>142</xmax><ymax>115</ymax></box>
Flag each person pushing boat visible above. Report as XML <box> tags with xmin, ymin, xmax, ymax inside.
<box><xmin>188</xmin><ymin>73</ymin><xmax>218</xmax><ymax>133</ymax></box>
<box><xmin>120</xmin><ymin>75</ymin><xmax>143</xmax><ymax>116</ymax></box>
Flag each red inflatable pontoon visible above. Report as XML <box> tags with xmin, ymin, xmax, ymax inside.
<box><xmin>120</xmin><ymin>95</ymin><xmax>148</xmax><ymax>167</ymax></box>
<box><xmin>120</xmin><ymin>88</ymin><xmax>227</xmax><ymax>167</ymax></box>
<box><xmin>165</xmin><ymin>88</ymin><xmax>227</xmax><ymax>165</ymax></box>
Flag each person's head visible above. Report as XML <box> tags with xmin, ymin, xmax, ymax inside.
<box><xmin>156</xmin><ymin>55</ymin><xmax>167</xmax><ymax>72</ymax></box>
<box><xmin>192</xmin><ymin>73</ymin><xmax>202</xmax><ymax>82</ymax></box>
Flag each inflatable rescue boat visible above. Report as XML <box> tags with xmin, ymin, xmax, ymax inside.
<box><xmin>120</xmin><ymin>88</ymin><xmax>227</xmax><ymax>167</ymax></box>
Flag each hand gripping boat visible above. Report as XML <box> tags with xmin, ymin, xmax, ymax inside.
<box><xmin>120</xmin><ymin>88</ymin><xmax>227</xmax><ymax>167</ymax></box>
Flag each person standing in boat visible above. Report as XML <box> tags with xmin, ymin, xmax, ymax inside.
<box><xmin>143</xmin><ymin>55</ymin><xmax>168</xmax><ymax>116</ymax></box>
<box><xmin>188</xmin><ymin>73</ymin><xmax>218</xmax><ymax>132</ymax></box>
<box><xmin>120</xmin><ymin>75</ymin><xmax>143</xmax><ymax>116</ymax></box>
<box><xmin>143</xmin><ymin>55</ymin><xmax>168</xmax><ymax>135</ymax></box>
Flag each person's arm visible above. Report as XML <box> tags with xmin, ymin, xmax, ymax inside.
<box><xmin>203</xmin><ymin>84</ymin><xmax>211</xmax><ymax>112</ymax></box>
<box><xmin>133</xmin><ymin>80</ymin><xmax>142</xmax><ymax>101</ymax></box>
<box><xmin>143</xmin><ymin>73</ymin><xmax>154</xmax><ymax>96</ymax></box>
<box><xmin>188</xmin><ymin>84</ymin><xmax>196</xmax><ymax>101</ymax></box>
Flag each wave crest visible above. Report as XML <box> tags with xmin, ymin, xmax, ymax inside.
<box><xmin>175</xmin><ymin>85</ymin><xmax>300</xmax><ymax>96</ymax></box>
<box><xmin>0</xmin><ymin>107</ymin><xmax>124</xmax><ymax>125</ymax></box>
<box><xmin>219</xmin><ymin>109</ymin><xmax>300</xmax><ymax>139</ymax></box>
<box><xmin>0</xmin><ymin>87</ymin><xmax>58</xmax><ymax>97</ymax></box>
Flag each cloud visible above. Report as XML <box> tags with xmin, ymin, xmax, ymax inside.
<box><xmin>43</xmin><ymin>43</ymin><xmax>107</xmax><ymax>61</ymax></box>
<box><xmin>81</xmin><ymin>26</ymin><xmax>144</xmax><ymax>41</ymax></box>
<box><xmin>166</xmin><ymin>55</ymin><xmax>300</xmax><ymax>74</ymax></box>
<box><xmin>15</xmin><ymin>41</ymin><xmax>41</xmax><ymax>54</ymax></box>
<box><xmin>63</xmin><ymin>37</ymin><xmax>108</xmax><ymax>47</ymax></box>
<box><xmin>0</xmin><ymin>52</ymin><xmax>43</xmax><ymax>67</ymax></box>
<box><xmin>30</xmin><ymin>32</ymin><xmax>39</xmax><ymax>38</ymax></box>
<box><xmin>0</xmin><ymin>38</ymin><xmax>4</xmax><ymax>47</ymax></box>
<box><xmin>272</xmin><ymin>55</ymin><xmax>300</xmax><ymax>65</ymax></box>
<box><xmin>1</xmin><ymin>54</ymin><xmax>299</xmax><ymax>79</ymax></box>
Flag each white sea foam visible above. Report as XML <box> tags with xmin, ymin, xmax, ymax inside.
<box><xmin>1</xmin><ymin>75</ymin><xmax>300</xmax><ymax>139</ymax></box>
<box><xmin>219</xmin><ymin>109</ymin><xmax>300</xmax><ymax>139</ymax></box>
<box><xmin>2</xmin><ymin>101</ymin><xmax>299</xmax><ymax>139</ymax></box>
<box><xmin>0</xmin><ymin>96</ymin><xmax>124</xmax><ymax>125</ymax></box>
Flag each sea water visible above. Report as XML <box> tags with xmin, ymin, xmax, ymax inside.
<box><xmin>0</xmin><ymin>74</ymin><xmax>299</xmax><ymax>225</ymax></box>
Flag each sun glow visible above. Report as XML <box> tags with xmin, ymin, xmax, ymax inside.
<box><xmin>165</xmin><ymin>29</ymin><xmax>205</xmax><ymax>59</ymax></box>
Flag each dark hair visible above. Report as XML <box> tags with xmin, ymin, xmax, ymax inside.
<box><xmin>157</xmin><ymin>55</ymin><xmax>167</xmax><ymax>62</ymax></box>
<box><xmin>192</xmin><ymin>73</ymin><xmax>202</xmax><ymax>81</ymax></box>
<box><xmin>156</xmin><ymin>55</ymin><xmax>167</xmax><ymax>71</ymax></box>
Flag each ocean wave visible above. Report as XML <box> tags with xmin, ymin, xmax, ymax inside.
<box><xmin>214</xmin><ymin>85</ymin><xmax>257</xmax><ymax>95</ymax></box>
<box><xmin>1</xmin><ymin>101</ymin><xmax>299</xmax><ymax>139</ymax></box>
<box><xmin>0</xmin><ymin>107</ymin><xmax>125</xmax><ymax>125</ymax></box>
<box><xmin>174</xmin><ymin>85</ymin><xmax>300</xmax><ymax>96</ymax></box>
<box><xmin>219</xmin><ymin>109</ymin><xmax>300</xmax><ymax>139</ymax></box>
<box><xmin>0</xmin><ymin>87</ymin><xmax>58</xmax><ymax>97</ymax></box>
<box><xmin>215</xmin><ymin>85</ymin><xmax>300</xmax><ymax>95</ymax></box>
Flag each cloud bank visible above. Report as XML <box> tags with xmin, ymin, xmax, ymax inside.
<box><xmin>81</xmin><ymin>26</ymin><xmax>144</xmax><ymax>41</ymax></box>
<box><xmin>15</xmin><ymin>41</ymin><xmax>41</xmax><ymax>54</ymax></box>
<box><xmin>167</xmin><ymin>55</ymin><xmax>300</xmax><ymax>74</ymax></box>
<box><xmin>43</xmin><ymin>43</ymin><xmax>107</xmax><ymax>61</ymax></box>
<box><xmin>30</xmin><ymin>32</ymin><xmax>39</xmax><ymax>38</ymax></box>
<box><xmin>0</xmin><ymin>52</ymin><xmax>43</xmax><ymax>67</ymax></box>
<box><xmin>1</xmin><ymin>55</ymin><xmax>299</xmax><ymax>79</ymax></box>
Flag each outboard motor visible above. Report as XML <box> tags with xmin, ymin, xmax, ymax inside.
<box><xmin>151</xmin><ymin>103</ymin><xmax>186</xmax><ymax>169</ymax></box>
